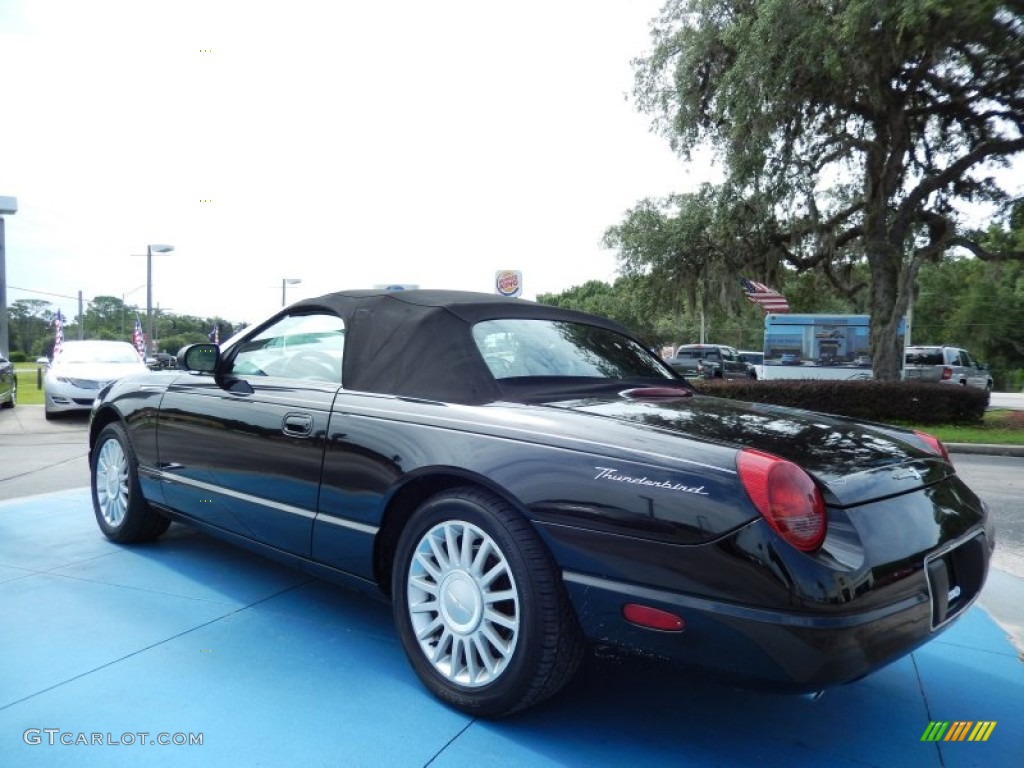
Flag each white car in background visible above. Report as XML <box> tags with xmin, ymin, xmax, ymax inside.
<box><xmin>738</xmin><ymin>350</ymin><xmax>765</xmax><ymax>380</ymax></box>
<box><xmin>44</xmin><ymin>340</ymin><xmax>148</xmax><ymax>420</ymax></box>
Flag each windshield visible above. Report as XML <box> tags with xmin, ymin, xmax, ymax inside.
<box><xmin>55</xmin><ymin>342</ymin><xmax>143</xmax><ymax>364</ymax></box>
<box><xmin>472</xmin><ymin>319</ymin><xmax>673</xmax><ymax>380</ymax></box>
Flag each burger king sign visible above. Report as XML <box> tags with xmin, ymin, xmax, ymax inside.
<box><xmin>495</xmin><ymin>270</ymin><xmax>523</xmax><ymax>298</ymax></box>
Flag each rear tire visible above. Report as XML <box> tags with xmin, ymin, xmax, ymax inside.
<box><xmin>392</xmin><ymin>487</ymin><xmax>584</xmax><ymax>717</ymax></box>
<box><xmin>91</xmin><ymin>423</ymin><xmax>170</xmax><ymax>543</ymax></box>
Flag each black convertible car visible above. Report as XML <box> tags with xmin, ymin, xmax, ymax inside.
<box><xmin>88</xmin><ymin>290</ymin><xmax>993</xmax><ymax>717</ymax></box>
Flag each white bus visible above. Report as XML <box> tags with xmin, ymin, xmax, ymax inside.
<box><xmin>761</xmin><ymin>313</ymin><xmax>906</xmax><ymax>381</ymax></box>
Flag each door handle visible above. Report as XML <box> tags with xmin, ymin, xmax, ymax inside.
<box><xmin>282</xmin><ymin>412</ymin><xmax>313</xmax><ymax>437</ymax></box>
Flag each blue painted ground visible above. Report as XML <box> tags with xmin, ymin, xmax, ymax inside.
<box><xmin>1</xmin><ymin>489</ymin><xmax>1021</xmax><ymax>767</ymax></box>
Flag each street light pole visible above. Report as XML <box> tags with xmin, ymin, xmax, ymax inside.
<box><xmin>145</xmin><ymin>244</ymin><xmax>174</xmax><ymax>355</ymax></box>
<box><xmin>0</xmin><ymin>196</ymin><xmax>17</xmax><ymax>357</ymax></box>
<box><xmin>282</xmin><ymin>277</ymin><xmax>302</xmax><ymax>307</ymax></box>
<box><xmin>0</xmin><ymin>218</ymin><xmax>8</xmax><ymax>357</ymax></box>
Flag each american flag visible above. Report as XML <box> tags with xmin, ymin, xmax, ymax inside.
<box><xmin>132</xmin><ymin>315</ymin><xmax>147</xmax><ymax>359</ymax></box>
<box><xmin>53</xmin><ymin>309</ymin><xmax>65</xmax><ymax>357</ymax></box>
<box><xmin>208</xmin><ymin>325</ymin><xmax>219</xmax><ymax>344</ymax></box>
<box><xmin>740</xmin><ymin>277</ymin><xmax>790</xmax><ymax>314</ymax></box>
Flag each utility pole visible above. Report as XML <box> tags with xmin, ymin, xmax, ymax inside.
<box><xmin>0</xmin><ymin>196</ymin><xmax>18</xmax><ymax>356</ymax></box>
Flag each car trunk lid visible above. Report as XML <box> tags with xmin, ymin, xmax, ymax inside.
<box><xmin>543</xmin><ymin>392</ymin><xmax>955</xmax><ymax>508</ymax></box>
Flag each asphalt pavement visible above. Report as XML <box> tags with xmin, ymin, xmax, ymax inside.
<box><xmin>0</xmin><ymin>408</ymin><xmax>90</xmax><ymax>501</ymax></box>
<box><xmin>988</xmin><ymin>392</ymin><xmax>1024</xmax><ymax>410</ymax></box>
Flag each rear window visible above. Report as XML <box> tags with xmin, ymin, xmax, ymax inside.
<box><xmin>472</xmin><ymin>319</ymin><xmax>673</xmax><ymax>380</ymax></box>
<box><xmin>906</xmin><ymin>349</ymin><xmax>944</xmax><ymax>365</ymax></box>
<box><xmin>677</xmin><ymin>348</ymin><xmax>722</xmax><ymax>360</ymax></box>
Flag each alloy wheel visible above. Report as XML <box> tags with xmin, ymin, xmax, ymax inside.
<box><xmin>95</xmin><ymin>438</ymin><xmax>130</xmax><ymax>528</ymax></box>
<box><xmin>405</xmin><ymin>520</ymin><xmax>520</xmax><ymax>688</ymax></box>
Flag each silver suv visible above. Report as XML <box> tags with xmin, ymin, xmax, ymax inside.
<box><xmin>904</xmin><ymin>346</ymin><xmax>992</xmax><ymax>391</ymax></box>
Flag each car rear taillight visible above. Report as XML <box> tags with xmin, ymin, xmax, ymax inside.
<box><xmin>913</xmin><ymin>430</ymin><xmax>952</xmax><ymax>463</ymax></box>
<box><xmin>941</xmin><ymin>366</ymin><xmax>953</xmax><ymax>380</ymax></box>
<box><xmin>737</xmin><ymin>449</ymin><xmax>826</xmax><ymax>552</ymax></box>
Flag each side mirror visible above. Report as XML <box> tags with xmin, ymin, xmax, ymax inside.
<box><xmin>177</xmin><ymin>343</ymin><xmax>220</xmax><ymax>373</ymax></box>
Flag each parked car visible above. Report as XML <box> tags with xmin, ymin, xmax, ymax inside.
<box><xmin>737</xmin><ymin>350</ymin><xmax>764</xmax><ymax>380</ymax></box>
<box><xmin>89</xmin><ymin>290</ymin><xmax>991</xmax><ymax>717</ymax></box>
<box><xmin>666</xmin><ymin>343</ymin><xmax>749</xmax><ymax>379</ymax></box>
<box><xmin>146</xmin><ymin>351</ymin><xmax>176</xmax><ymax>370</ymax></box>
<box><xmin>904</xmin><ymin>345</ymin><xmax>992</xmax><ymax>391</ymax></box>
<box><xmin>44</xmin><ymin>340</ymin><xmax>149</xmax><ymax>420</ymax></box>
<box><xmin>0</xmin><ymin>353</ymin><xmax>16</xmax><ymax>409</ymax></box>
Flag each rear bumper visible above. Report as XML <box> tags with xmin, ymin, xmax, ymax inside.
<box><xmin>561</xmin><ymin>528</ymin><xmax>991</xmax><ymax>692</ymax></box>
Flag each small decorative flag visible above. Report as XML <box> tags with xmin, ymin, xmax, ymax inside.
<box><xmin>53</xmin><ymin>310</ymin><xmax>65</xmax><ymax>357</ymax></box>
<box><xmin>132</xmin><ymin>315</ymin><xmax>147</xmax><ymax>359</ymax></box>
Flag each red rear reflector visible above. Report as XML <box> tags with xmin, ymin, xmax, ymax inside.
<box><xmin>941</xmin><ymin>367</ymin><xmax>953</xmax><ymax>380</ymax></box>
<box><xmin>622</xmin><ymin>604</ymin><xmax>685</xmax><ymax>632</ymax></box>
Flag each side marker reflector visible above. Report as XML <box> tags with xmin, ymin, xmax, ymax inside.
<box><xmin>622</xmin><ymin>604</ymin><xmax>685</xmax><ymax>632</ymax></box>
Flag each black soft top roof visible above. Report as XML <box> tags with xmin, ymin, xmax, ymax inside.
<box><xmin>287</xmin><ymin>289</ymin><xmax>637</xmax><ymax>404</ymax></box>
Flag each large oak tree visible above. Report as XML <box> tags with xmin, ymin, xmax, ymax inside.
<box><xmin>624</xmin><ymin>0</ymin><xmax>1024</xmax><ymax>379</ymax></box>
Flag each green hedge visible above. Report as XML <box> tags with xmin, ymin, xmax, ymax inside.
<box><xmin>690</xmin><ymin>379</ymin><xmax>989</xmax><ymax>425</ymax></box>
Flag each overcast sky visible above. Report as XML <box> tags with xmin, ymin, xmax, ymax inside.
<box><xmin>0</xmin><ymin>0</ymin><xmax>718</xmax><ymax>326</ymax></box>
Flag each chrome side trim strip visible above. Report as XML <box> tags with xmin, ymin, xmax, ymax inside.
<box><xmin>314</xmin><ymin>513</ymin><xmax>378</xmax><ymax>536</ymax></box>
<box><xmin>155</xmin><ymin>471</ymin><xmax>379</xmax><ymax>535</ymax></box>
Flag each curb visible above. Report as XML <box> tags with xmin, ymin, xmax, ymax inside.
<box><xmin>946</xmin><ymin>442</ymin><xmax>1024</xmax><ymax>457</ymax></box>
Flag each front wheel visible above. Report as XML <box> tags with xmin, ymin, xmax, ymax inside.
<box><xmin>91</xmin><ymin>423</ymin><xmax>170</xmax><ymax>542</ymax></box>
<box><xmin>392</xmin><ymin>488</ymin><xmax>584</xmax><ymax>717</ymax></box>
